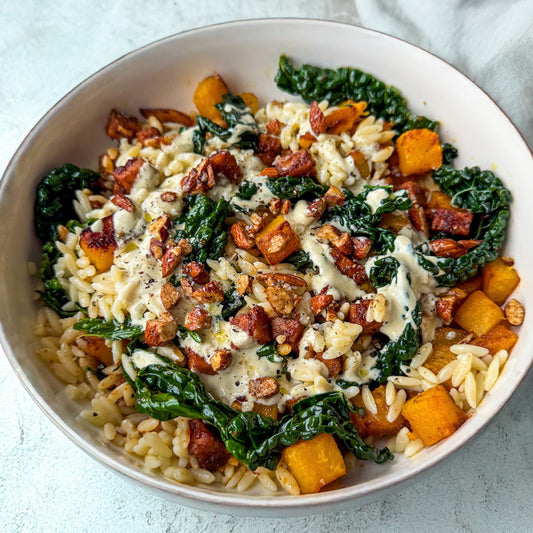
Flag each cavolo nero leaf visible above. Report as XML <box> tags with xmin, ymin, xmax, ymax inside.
<box><xmin>193</xmin><ymin>93</ymin><xmax>260</xmax><ymax>154</ymax></box>
<box><xmin>416</xmin><ymin>166</ymin><xmax>512</xmax><ymax>286</ymax></box>
<box><xmin>174</xmin><ymin>194</ymin><xmax>231</xmax><ymax>264</ymax></box>
<box><xmin>328</xmin><ymin>186</ymin><xmax>411</xmax><ymax>253</ymax></box>
<box><xmin>221</xmin><ymin>287</ymin><xmax>246</xmax><ymax>320</ymax></box>
<box><xmin>73</xmin><ymin>317</ymin><xmax>143</xmax><ymax>341</ymax></box>
<box><xmin>374</xmin><ymin>304</ymin><xmax>422</xmax><ymax>383</ymax></box>
<box><xmin>133</xmin><ymin>362</ymin><xmax>393</xmax><ymax>471</ymax></box>
<box><xmin>275</xmin><ymin>55</ymin><xmax>438</xmax><ymax>133</ymax></box>
<box><xmin>237</xmin><ymin>181</ymin><xmax>258</xmax><ymax>200</ymax></box>
<box><xmin>369</xmin><ymin>257</ymin><xmax>400</xmax><ymax>288</ymax></box>
<box><xmin>266</xmin><ymin>176</ymin><xmax>328</xmax><ymax>202</ymax></box>
<box><xmin>34</xmin><ymin>163</ymin><xmax>99</xmax><ymax>243</ymax></box>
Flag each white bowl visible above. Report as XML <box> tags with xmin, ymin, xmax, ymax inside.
<box><xmin>1</xmin><ymin>19</ymin><xmax>532</xmax><ymax>516</ymax></box>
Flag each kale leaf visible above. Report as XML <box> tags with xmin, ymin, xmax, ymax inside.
<box><xmin>417</xmin><ymin>166</ymin><xmax>511</xmax><ymax>286</ymax></box>
<box><xmin>178</xmin><ymin>325</ymin><xmax>201</xmax><ymax>343</ymax></box>
<box><xmin>285</xmin><ymin>250</ymin><xmax>313</xmax><ymax>271</ymax></box>
<box><xmin>74</xmin><ymin>317</ymin><xmax>143</xmax><ymax>341</ymax></box>
<box><xmin>221</xmin><ymin>287</ymin><xmax>246</xmax><ymax>320</ymax></box>
<box><xmin>266</xmin><ymin>176</ymin><xmax>328</xmax><ymax>202</ymax></box>
<box><xmin>174</xmin><ymin>194</ymin><xmax>230</xmax><ymax>264</ymax></box>
<box><xmin>237</xmin><ymin>181</ymin><xmax>258</xmax><ymax>200</ymax></box>
<box><xmin>193</xmin><ymin>93</ymin><xmax>259</xmax><ymax>154</ymax></box>
<box><xmin>442</xmin><ymin>143</ymin><xmax>458</xmax><ymax>165</ymax></box>
<box><xmin>328</xmin><ymin>186</ymin><xmax>411</xmax><ymax>253</ymax></box>
<box><xmin>34</xmin><ymin>163</ymin><xmax>99</xmax><ymax>243</ymax></box>
<box><xmin>133</xmin><ymin>362</ymin><xmax>393</xmax><ymax>470</ymax></box>
<box><xmin>374</xmin><ymin>304</ymin><xmax>422</xmax><ymax>383</ymax></box>
<box><xmin>275</xmin><ymin>55</ymin><xmax>438</xmax><ymax>133</ymax></box>
<box><xmin>369</xmin><ymin>257</ymin><xmax>400</xmax><ymax>288</ymax></box>
<box><xmin>37</xmin><ymin>278</ymin><xmax>79</xmax><ymax>318</ymax></box>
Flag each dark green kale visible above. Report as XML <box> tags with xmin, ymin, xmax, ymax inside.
<box><xmin>285</xmin><ymin>250</ymin><xmax>313</xmax><ymax>271</ymax></box>
<box><xmin>221</xmin><ymin>287</ymin><xmax>246</xmax><ymax>320</ymax></box>
<box><xmin>265</xmin><ymin>176</ymin><xmax>328</xmax><ymax>202</ymax></box>
<box><xmin>133</xmin><ymin>362</ymin><xmax>393</xmax><ymax>470</ymax></box>
<box><xmin>275</xmin><ymin>55</ymin><xmax>438</xmax><ymax>133</ymax></box>
<box><xmin>73</xmin><ymin>317</ymin><xmax>143</xmax><ymax>341</ymax></box>
<box><xmin>328</xmin><ymin>186</ymin><xmax>411</xmax><ymax>253</ymax></box>
<box><xmin>369</xmin><ymin>257</ymin><xmax>400</xmax><ymax>288</ymax></box>
<box><xmin>416</xmin><ymin>166</ymin><xmax>511</xmax><ymax>286</ymax></box>
<box><xmin>178</xmin><ymin>325</ymin><xmax>201</xmax><ymax>343</ymax></box>
<box><xmin>193</xmin><ymin>93</ymin><xmax>259</xmax><ymax>154</ymax></box>
<box><xmin>34</xmin><ymin>163</ymin><xmax>99</xmax><ymax>243</ymax></box>
<box><xmin>174</xmin><ymin>194</ymin><xmax>230</xmax><ymax>264</ymax></box>
<box><xmin>334</xmin><ymin>379</ymin><xmax>359</xmax><ymax>389</ymax></box>
<box><xmin>374</xmin><ymin>304</ymin><xmax>422</xmax><ymax>383</ymax></box>
<box><xmin>37</xmin><ymin>278</ymin><xmax>80</xmax><ymax>318</ymax></box>
<box><xmin>441</xmin><ymin>143</ymin><xmax>458</xmax><ymax>165</ymax></box>
<box><xmin>256</xmin><ymin>341</ymin><xmax>283</xmax><ymax>363</ymax></box>
<box><xmin>237</xmin><ymin>181</ymin><xmax>258</xmax><ymax>200</ymax></box>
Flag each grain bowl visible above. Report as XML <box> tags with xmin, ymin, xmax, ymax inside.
<box><xmin>1</xmin><ymin>19</ymin><xmax>532</xmax><ymax>515</ymax></box>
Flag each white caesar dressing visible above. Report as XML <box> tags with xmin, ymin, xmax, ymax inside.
<box><xmin>130</xmin><ymin>163</ymin><xmax>161</xmax><ymax>196</ymax></box>
<box><xmin>366</xmin><ymin>235</ymin><xmax>435</xmax><ymax>341</ymax></box>
<box><xmin>364</xmin><ymin>187</ymin><xmax>390</xmax><ymax>214</ymax></box>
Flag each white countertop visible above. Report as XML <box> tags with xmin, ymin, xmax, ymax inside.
<box><xmin>1</xmin><ymin>1</ymin><xmax>532</xmax><ymax>531</ymax></box>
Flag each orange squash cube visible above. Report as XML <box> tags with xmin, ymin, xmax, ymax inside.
<box><xmin>253</xmin><ymin>402</ymin><xmax>278</xmax><ymax>420</ymax></box>
<box><xmin>424</xmin><ymin>345</ymin><xmax>457</xmax><ymax>377</ymax></box>
<box><xmin>427</xmin><ymin>190</ymin><xmax>453</xmax><ymax>210</ymax></box>
<box><xmin>79</xmin><ymin>216</ymin><xmax>117</xmax><ymax>273</ymax></box>
<box><xmin>255</xmin><ymin>215</ymin><xmax>301</xmax><ymax>265</ymax></box>
<box><xmin>454</xmin><ymin>290</ymin><xmax>504</xmax><ymax>336</ymax></box>
<box><xmin>396</xmin><ymin>128</ymin><xmax>443</xmax><ymax>176</ymax></box>
<box><xmin>401</xmin><ymin>385</ymin><xmax>466</xmax><ymax>446</ymax></box>
<box><xmin>471</xmin><ymin>324</ymin><xmax>518</xmax><ymax>355</ymax></box>
<box><xmin>432</xmin><ymin>327</ymin><xmax>468</xmax><ymax>347</ymax></box>
<box><xmin>239</xmin><ymin>92</ymin><xmax>259</xmax><ymax>114</ymax></box>
<box><xmin>350</xmin><ymin>385</ymin><xmax>406</xmax><ymax>438</ymax></box>
<box><xmin>84</xmin><ymin>336</ymin><xmax>113</xmax><ymax>366</ymax></box>
<box><xmin>193</xmin><ymin>74</ymin><xmax>229</xmax><ymax>125</ymax></box>
<box><xmin>482</xmin><ymin>258</ymin><xmax>520</xmax><ymax>306</ymax></box>
<box><xmin>283</xmin><ymin>433</ymin><xmax>346</xmax><ymax>494</ymax></box>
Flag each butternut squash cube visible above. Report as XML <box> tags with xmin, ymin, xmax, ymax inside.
<box><xmin>427</xmin><ymin>190</ymin><xmax>453</xmax><ymax>210</ymax></box>
<box><xmin>255</xmin><ymin>215</ymin><xmax>301</xmax><ymax>265</ymax></box>
<box><xmin>454</xmin><ymin>290</ymin><xmax>504</xmax><ymax>336</ymax></box>
<box><xmin>380</xmin><ymin>212</ymin><xmax>410</xmax><ymax>233</ymax></box>
<box><xmin>193</xmin><ymin>74</ymin><xmax>229</xmax><ymax>125</ymax></box>
<box><xmin>84</xmin><ymin>336</ymin><xmax>113</xmax><ymax>366</ymax></box>
<box><xmin>283</xmin><ymin>433</ymin><xmax>346</xmax><ymax>494</ymax></box>
<box><xmin>432</xmin><ymin>327</ymin><xmax>468</xmax><ymax>347</ymax></box>
<box><xmin>482</xmin><ymin>258</ymin><xmax>520</xmax><ymax>306</ymax></box>
<box><xmin>79</xmin><ymin>216</ymin><xmax>117</xmax><ymax>273</ymax></box>
<box><xmin>239</xmin><ymin>92</ymin><xmax>259</xmax><ymax>114</ymax></box>
<box><xmin>471</xmin><ymin>324</ymin><xmax>518</xmax><ymax>355</ymax></box>
<box><xmin>350</xmin><ymin>385</ymin><xmax>406</xmax><ymax>438</ymax></box>
<box><xmin>424</xmin><ymin>345</ymin><xmax>457</xmax><ymax>377</ymax></box>
<box><xmin>396</xmin><ymin>128</ymin><xmax>443</xmax><ymax>176</ymax></box>
<box><xmin>253</xmin><ymin>402</ymin><xmax>278</xmax><ymax>420</ymax></box>
<box><xmin>401</xmin><ymin>385</ymin><xmax>466</xmax><ymax>446</ymax></box>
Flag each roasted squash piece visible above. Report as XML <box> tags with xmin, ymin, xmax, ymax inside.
<box><xmin>481</xmin><ymin>258</ymin><xmax>520</xmax><ymax>306</ymax></box>
<box><xmin>253</xmin><ymin>402</ymin><xmax>278</xmax><ymax>420</ymax></box>
<box><xmin>255</xmin><ymin>215</ymin><xmax>301</xmax><ymax>265</ymax></box>
<box><xmin>84</xmin><ymin>336</ymin><xmax>113</xmax><ymax>366</ymax></box>
<box><xmin>348</xmin><ymin>150</ymin><xmax>371</xmax><ymax>179</ymax></box>
<box><xmin>350</xmin><ymin>385</ymin><xmax>406</xmax><ymax>438</ymax></box>
<box><xmin>432</xmin><ymin>327</ymin><xmax>468</xmax><ymax>346</ymax></box>
<box><xmin>401</xmin><ymin>385</ymin><xmax>466</xmax><ymax>446</ymax></box>
<box><xmin>139</xmin><ymin>108</ymin><xmax>194</xmax><ymax>127</ymax></box>
<box><xmin>193</xmin><ymin>74</ymin><xmax>229</xmax><ymax>125</ymax></box>
<box><xmin>471</xmin><ymin>324</ymin><xmax>518</xmax><ymax>355</ymax></box>
<box><xmin>283</xmin><ymin>433</ymin><xmax>346</xmax><ymax>494</ymax></box>
<box><xmin>427</xmin><ymin>190</ymin><xmax>453</xmax><ymax>210</ymax></box>
<box><xmin>239</xmin><ymin>92</ymin><xmax>259</xmax><ymax>114</ymax></box>
<box><xmin>396</xmin><ymin>128</ymin><xmax>442</xmax><ymax>176</ymax></box>
<box><xmin>454</xmin><ymin>290</ymin><xmax>504</xmax><ymax>337</ymax></box>
<box><xmin>424</xmin><ymin>345</ymin><xmax>456</xmax><ymax>378</ymax></box>
<box><xmin>456</xmin><ymin>274</ymin><xmax>483</xmax><ymax>296</ymax></box>
<box><xmin>79</xmin><ymin>216</ymin><xmax>117</xmax><ymax>273</ymax></box>
<box><xmin>380</xmin><ymin>212</ymin><xmax>410</xmax><ymax>233</ymax></box>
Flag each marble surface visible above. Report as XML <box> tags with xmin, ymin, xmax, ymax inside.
<box><xmin>1</xmin><ymin>1</ymin><xmax>533</xmax><ymax>532</ymax></box>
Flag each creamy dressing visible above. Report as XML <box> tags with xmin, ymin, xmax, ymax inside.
<box><xmin>366</xmin><ymin>235</ymin><xmax>435</xmax><ymax>341</ymax></box>
<box><xmin>364</xmin><ymin>187</ymin><xmax>390</xmax><ymax>214</ymax></box>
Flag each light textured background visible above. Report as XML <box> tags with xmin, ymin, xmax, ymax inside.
<box><xmin>1</xmin><ymin>1</ymin><xmax>532</xmax><ymax>532</ymax></box>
